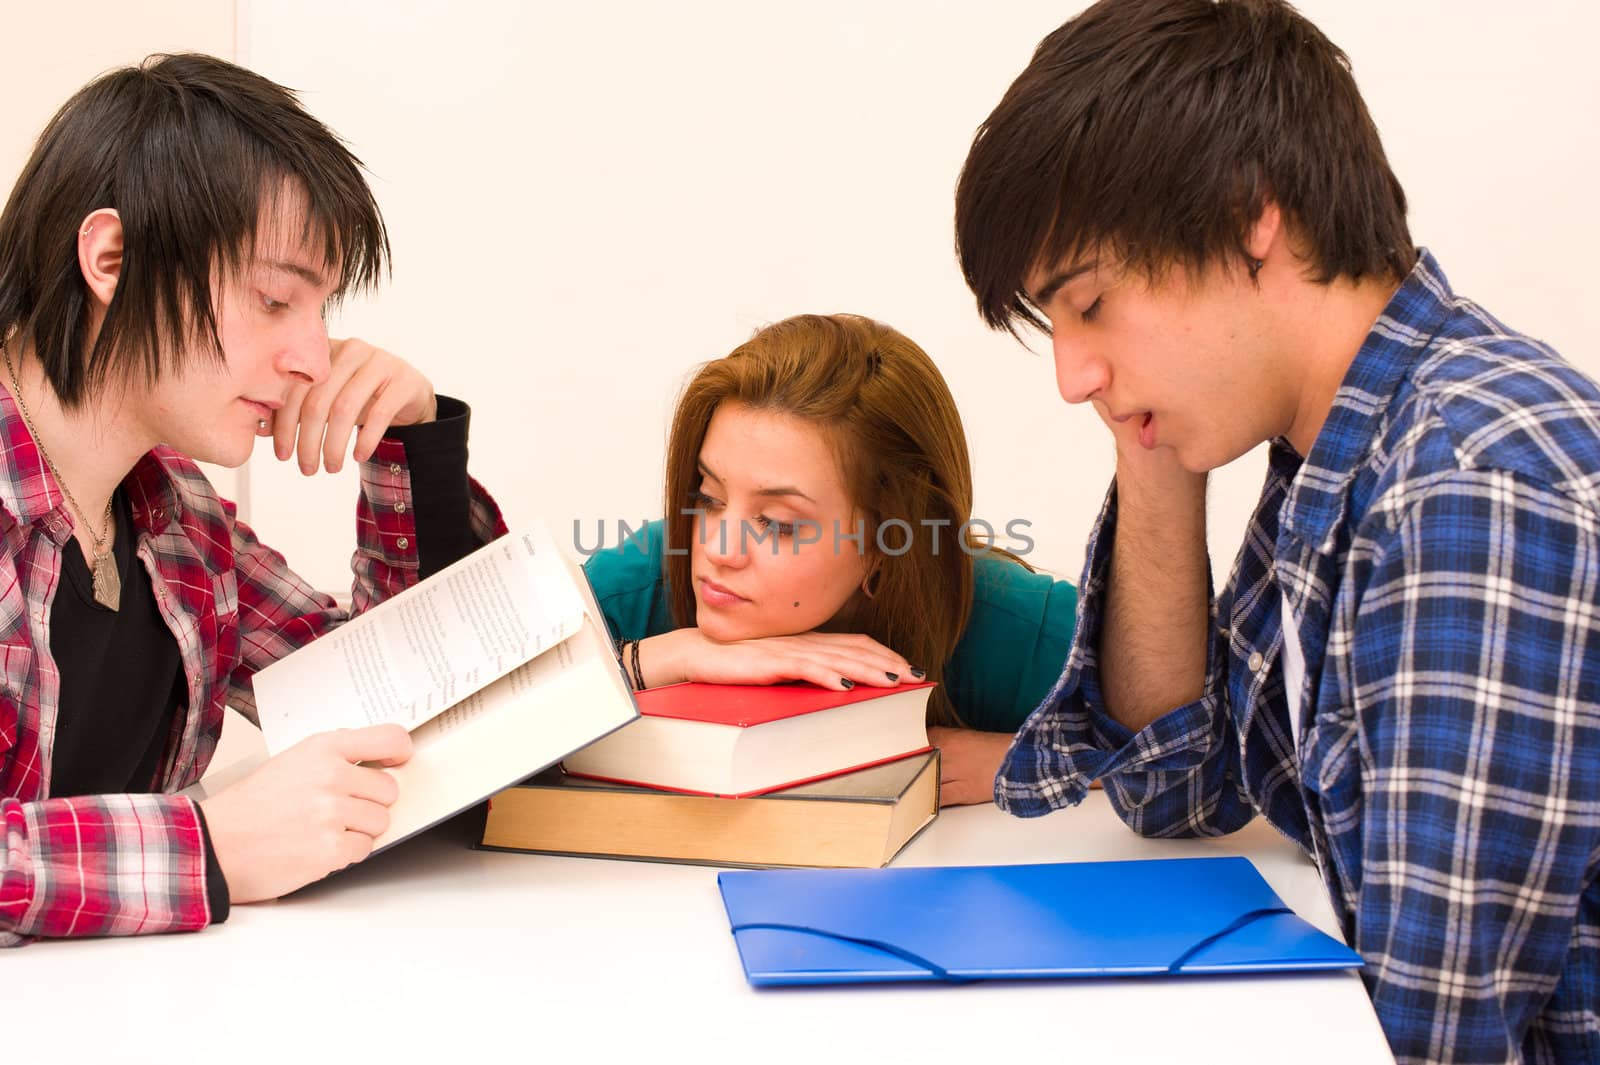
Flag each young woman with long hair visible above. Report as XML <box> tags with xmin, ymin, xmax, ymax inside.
<box><xmin>584</xmin><ymin>314</ymin><xmax>1076</xmax><ymax>805</ymax></box>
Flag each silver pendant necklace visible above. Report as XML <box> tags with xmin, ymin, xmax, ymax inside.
<box><xmin>3</xmin><ymin>344</ymin><xmax>120</xmax><ymax>610</ymax></box>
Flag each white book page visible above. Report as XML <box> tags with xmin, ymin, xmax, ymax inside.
<box><xmin>254</xmin><ymin>524</ymin><xmax>585</xmax><ymax>754</ymax></box>
<box><xmin>376</xmin><ymin>611</ymin><xmax>637</xmax><ymax>850</ymax></box>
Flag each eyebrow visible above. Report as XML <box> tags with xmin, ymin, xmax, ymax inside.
<box><xmin>1028</xmin><ymin>259</ymin><xmax>1099</xmax><ymax>308</ymax></box>
<box><xmin>261</xmin><ymin>259</ymin><xmax>332</xmax><ymax>290</ymax></box>
<box><xmin>697</xmin><ymin>461</ymin><xmax>816</xmax><ymax>504</ymax></box>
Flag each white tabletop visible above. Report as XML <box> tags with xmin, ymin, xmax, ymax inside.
<box><xmin>10</xmin><ymin>735</ymin><xmax>1394</xmax><ymax>1065</ymax></box>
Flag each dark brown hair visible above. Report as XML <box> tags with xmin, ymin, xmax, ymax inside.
<box><xmin>663</xmin><ymin>314</ymin><xmax>985</xmax><ymax>727</ymax></box>
<box><xmin>0</xmin><ymin>53</ymin><xmax>389</xmax><ymax>407</ymax></box>
<box><xmin>955</xmin><ymin>0</ymin><xmax>1414</xmax><ymax>336</ymax></box>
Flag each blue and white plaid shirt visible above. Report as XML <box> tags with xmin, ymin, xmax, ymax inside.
<box><xmin>999</xmin><ymin>250</ymin><xmax>1600</xmax><ymax>1064</ymax></box>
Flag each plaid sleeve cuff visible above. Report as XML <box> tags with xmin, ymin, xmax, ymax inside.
<box><xmin>996</xmin><ymin>476</ymin><xmax>1236</xmax><ymax>826</ymax></box>
<box><xmin>354</xmin><ymin>396</ymin><xmax>505</xmax><ymax>602</ymax></box>
<box><xmin>3</xmin><ymin>794</ymin><xmax>212</xmax><ymax>940</ymax></box>
<box><xmin>379</xmin><ymin>395</ymin><xmax>477</xmax><ymax>579</ymax></box>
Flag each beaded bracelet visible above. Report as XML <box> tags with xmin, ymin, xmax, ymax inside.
<box><xmin>613</xmin><ymin>637</ymin><xmax>646</xmax><ymax>691</ymax></box>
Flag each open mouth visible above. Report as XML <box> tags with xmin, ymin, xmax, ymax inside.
<box><xmin>1138</xmin><ymin>411</ymin><xmax>1155</xmax><ymax>449</ymax></box>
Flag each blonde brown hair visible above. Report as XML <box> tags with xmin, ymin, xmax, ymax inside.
<box><xmin>663</xmin><ymin>313</ymin><xmax>986</xmax><ymax>727</ymax></box>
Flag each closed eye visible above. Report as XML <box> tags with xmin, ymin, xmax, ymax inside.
<box><xmin>752</xmin><ymin>514</ymin><xmax>798</xmax><ymax>537</ymax></box>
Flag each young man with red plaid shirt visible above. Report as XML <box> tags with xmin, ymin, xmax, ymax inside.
<box><xmin>0</xmin><ymin>54</ymin><xmax>504</xmax><ymax>945</ymax></box>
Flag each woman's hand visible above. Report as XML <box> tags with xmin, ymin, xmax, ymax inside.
<box><xmin>926</xmin><ymin>725</ymin><xmax>1014</xmax><ymax>806</ymax></box>
<box><xmin>635</xmin><ymin>627</ymin><xmax>917</xmax><ymax>692</ymax></box>
<box><xmin>266</xmin><ymin>337</ymin><xmax>438</xmax><ymax>474</ymax></box>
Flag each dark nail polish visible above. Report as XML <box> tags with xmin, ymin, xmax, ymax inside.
<box><xmin>840</xmin><ymin>678</ymin><xmax>855</xmax><ymax>689</ymax></box>
<box><xmin>885</xmin><ymin>672</ymin><xmax>899</xmax><ymax>682</ymax></box>
<box><xmin>909</xmin><ymin>668</ymin><xmax>926</xmax><ymax>680</ymax></box>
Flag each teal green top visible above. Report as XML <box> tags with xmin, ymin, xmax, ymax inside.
<box><xmin>581</xmin><ymin>520</ymin><xmax>1077</xmax><ymax>732</ymax></box>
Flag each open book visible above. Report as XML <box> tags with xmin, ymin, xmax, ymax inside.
<box><xmin>249</xmin><ymin>523</ymin><xmax>638</xmax><ymax>851</ymax></box>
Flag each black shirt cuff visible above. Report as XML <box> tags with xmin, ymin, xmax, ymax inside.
<box><xmin>192</xmin><ymin>801</ymin><xmax>232</xmax><ymax>926</ymax></box>
<box><xmin>382</xmin><ymin>394</ymin><xmax>480</xmax><ymax>579</ymax></box>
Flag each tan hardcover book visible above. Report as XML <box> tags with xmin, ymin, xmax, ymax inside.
<box><xmin>480</xmin><ymin>749</ymin><xmax>940</xmax><ymax>868</ymax></box>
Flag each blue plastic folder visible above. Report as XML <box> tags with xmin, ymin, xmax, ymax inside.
<box><xmin>717</xmin><ymin>856</ymin><xmax>1362</xmax><ymax>986</ymax></box>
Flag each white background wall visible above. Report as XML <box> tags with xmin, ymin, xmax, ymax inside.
<box><xmin>239</xmin><ymin>0</ymin><xmax>1600</xmax><ymax>592</ymax></box>
<box><xmin>9</xmin><ymin>2</ymin><xmax>1599</xmax><ymax>594</ymax></box>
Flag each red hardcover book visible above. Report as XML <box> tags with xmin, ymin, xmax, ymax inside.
<box><xmin>561</xmin><ymin>680</ymin><xmax>935</xmax><ymax>798</ymax></box>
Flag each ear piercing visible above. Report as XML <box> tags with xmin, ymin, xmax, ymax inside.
<box><xmin>258</xmin><ymin>419</ymin><xmax>268</xmax><ymax>430</ymax></box>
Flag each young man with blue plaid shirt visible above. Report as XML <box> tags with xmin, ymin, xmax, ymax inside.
<box><xmin>955</xmin><ymin>2</ymin><xmax>1598</xmax><ymax>1062</ymax></box>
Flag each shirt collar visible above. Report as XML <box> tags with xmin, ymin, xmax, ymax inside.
<box><xmin>125</xmin><ymin>450</ymin><xmax>185</xmax><ymax>535</ymax></box>
<box><xmin>1280</xmin><ymin>248</ymin><xmax>1458</xmax><ymax>551</ymax></box>
<box><xmin>0</xmin><ymin>386</ymin><xmax>182</xmax><ymax>541</ymax></box>
<box><xmin>0</xmin><ymin>386</ymin><xmax>72</xmax><ymax>536</ymax></box>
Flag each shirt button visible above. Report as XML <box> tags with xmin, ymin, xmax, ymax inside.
<box><xmin>394</xmin><ymin>501</ymin><xmax>407</xmax><ymax>514</ymax></box>
<box><xmin>1248</xmin><ymin>651</ymin><xmax>1265</xmax><ymax>672</ymax></box>
<box><xmin>390</xmin><ymin>463</ymin><xmax>402</xmax><ymax>476</ymax></box>
<box><xmin>396</xmin><ymin>536</ymin><xmax>409</xmax><ymax>550</ymax></box>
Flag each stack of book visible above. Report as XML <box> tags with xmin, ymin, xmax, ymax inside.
<box><xmin>479</xmin><ymin>679</ymin><xmax>940</xmax><ymax>868</ymax></box>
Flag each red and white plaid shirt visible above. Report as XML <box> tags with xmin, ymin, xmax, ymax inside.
<box><xmin>0</xmin><ymin>390</ymin><xmax>504</xmax><ymax>945</ymax></box>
